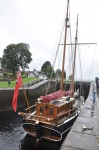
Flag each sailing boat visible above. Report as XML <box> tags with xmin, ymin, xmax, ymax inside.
<box><xmin>18</xmin><ymin>0</ymin><xmax>84</xmax><ymax>142</ymax></box>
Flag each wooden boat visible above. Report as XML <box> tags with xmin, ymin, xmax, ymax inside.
<box><xmin>18</xmin><ymin>0</ymin><xmax>84</xmax><ymax>142</ymax></box>
<box><xmin>19</xmin><ymin>91</ymin><xmax>84</xmax><ymax>142</ymax></box>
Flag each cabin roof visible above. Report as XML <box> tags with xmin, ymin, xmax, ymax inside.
<box><xmin>50</xmin><ymin>99</ymin><xmax>67</xmax><ymax>106</ymax></box>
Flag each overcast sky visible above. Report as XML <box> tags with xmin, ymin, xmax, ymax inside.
<box><xmin>0</xmin><ymin>0</ymin><xmax>99</xmax><ymax>81</ymax></box>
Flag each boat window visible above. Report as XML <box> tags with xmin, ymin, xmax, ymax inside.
<box><xmin>31</xmin><ymin>126</ymin><xmax>36</xmax><ymax>132</ymax></box>
<box><xmin>60</xmin><ymin>107</ymin><xmax>62</xmax><ymax>112</ymax></box>
<box><xmin>69</xmin><ymin>104</ymin><xmax>72</xmax><ymax>110</ymax></box>
<box><xmin>60</xmin><ymin>106</ymin><xmax>64</xmax><ymax>112</ymax></box>
<box><xmin>49</xmin><ymin>108</ymin><xmax>53</xmax><ymax>115</ymax></box>
<box><xmin>40</xmin><ymin>106</ymin><xmax>43</xmax><ymax>114</ymax></box>
<box><xmin>60</xmin><ymin>107</ymin><xmax>63</xmax><ymax>112</ymax></box>
<box><xmin>43</xmin><ymin>130</ymin><xmax>51</xmax><ymax>136</ymax></box>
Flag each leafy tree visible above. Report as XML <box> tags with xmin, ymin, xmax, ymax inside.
<box><xmin>41</xmin><ymin>61</ymin><xmax>51</xmax><ymax>73</ymax></box>
<box><xmin>41</xmin><ymin>61</ymin><xmax>55</xmax><ymax>78</ymax></box>
<box><xmin>55</xmin><ymin>69</ymin><xmax>62</xmax><ymax>79</ymax></box>
<box><xmin>2</xmin><ymin>43</ymin><xmax>32</xmax><ymax>75</ymax></box>
<box><xmin>55</xmin><ymin>69</ymin><xmax>66</xmax><ymax>79</ymax></box>
<box><xmin>64</xmin><ymin>71</ymin><xmax>66</xmax><ymax>78</ymax></box>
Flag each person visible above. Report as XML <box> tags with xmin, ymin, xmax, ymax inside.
<box><xmin>74</xmin><ymin>89</ymin><xmax>80</xmax><ymax>99</ymax></box>
<box><xmin>8</xmin><ymin>79</ymin><xmax>11</xmax><ymax>87</ymax></box>
<box><xmin>92</xmin><ymin>83</ymin><xmax>96</xmax><ymax>103</ymax></box>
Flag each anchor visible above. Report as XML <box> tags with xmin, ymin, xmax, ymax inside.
<box><xmin>82</xmin><ymin>124</ymin><xmax>94</xmax><ymax>133</ymax></box>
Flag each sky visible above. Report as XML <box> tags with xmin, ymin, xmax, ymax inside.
<box><xmin>0</xmin><ymin>0</ymin><xmax>99</xmax><ymax>81</ymax></box>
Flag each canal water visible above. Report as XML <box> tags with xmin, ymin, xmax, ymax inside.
<box><xmin>0</xmin><ymin>109</ymin><xmax>65</xmax><ymax>150</ymax></box>
<box><xmin>0</xmin><ymin>109</ymin><xmax>24</xmax><ymax>150</ymax></box>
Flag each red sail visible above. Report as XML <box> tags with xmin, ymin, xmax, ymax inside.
<box><xmin>40</xmin><ymin>90</ymin><xmax>64</xmax><ymax>102</ymax></box>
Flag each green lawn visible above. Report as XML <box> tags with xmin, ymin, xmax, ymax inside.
<box><xmin>0</xmin><ymin>77</ymin><xmax>37</xmax><ymax>88</ymax></box>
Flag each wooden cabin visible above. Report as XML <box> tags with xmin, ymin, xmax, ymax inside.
<box><xmin>35</xmin><ymin>97</ymin><xmax>76</xmax><ymax>123</ymax></box>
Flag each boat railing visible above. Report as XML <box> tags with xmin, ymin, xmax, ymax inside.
<box><xmin>57</xmin><ymin>108</ymin><xmax>74</xmax><ymax>118</ymax></box>
<box><xmin>33</xmin><ymin>114</ymin><xmax>54</xmax><ymax>121</ymax></box>
<box><xmin>18</xmin><ymin>111</ymin><xmax>55</xmax><ymax>121</ymax></box>
<box><xmin>25</xmin><ymin>104</ymin><xmax>36</xmax><ymax>111</ymax></box>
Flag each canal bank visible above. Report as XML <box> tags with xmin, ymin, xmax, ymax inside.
<box><xmin>60</xmin><ymin>84</ymin><xmax>99</xmax><ymax>150</ymax></box>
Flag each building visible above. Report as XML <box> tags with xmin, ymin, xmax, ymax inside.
<box><xmin>28</xmin><ymin>70</ymin><xmax>47</xmax><ymax>80</ymax></box>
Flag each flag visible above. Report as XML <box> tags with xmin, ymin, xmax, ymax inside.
<box><xmin>12</xmin><ymin>70</ymin><xmax>22</xmax><ymax>112</ymax></box>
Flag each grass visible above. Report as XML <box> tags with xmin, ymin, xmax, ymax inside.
<box><xmin>0</xmin><ymin>77</ymin><xmax>37</xmax><ymax>88</ymax></box>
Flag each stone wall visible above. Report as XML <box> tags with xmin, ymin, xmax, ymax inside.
<box><xmin>0</xmin><ymin>80</ymin><xmax>56</xmax><ymax>112</ymax></box>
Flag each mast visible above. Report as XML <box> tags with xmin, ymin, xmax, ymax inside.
<box><xmin>71</xmin><ymin>14</ymin><xmax>79</xmax><ymax>94</ymax></box>
<box><xmin>60</xmin><ymin>0</ymin><xmax>70</xmax><ymax>90</ymax></box>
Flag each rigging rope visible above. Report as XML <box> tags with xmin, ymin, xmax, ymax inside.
<box><xmin>77</xmin><ymin>43</ymin><xmax>83</xmax><ymax>95</ymax></box>
<box><xmin>88</xmin><ymin>44</ymin><xmax>97</xmax><ymax>81</ymax></box>
<box><xmin>45</xmin><ymin>19</ymin><xmax>66</xmax><ymax>94</ymax></box>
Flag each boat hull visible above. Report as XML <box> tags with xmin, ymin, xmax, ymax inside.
<box><xmin>22</xmin><ymin>113</ymin><xmax>78</xmax><ymax>142</ymax></box>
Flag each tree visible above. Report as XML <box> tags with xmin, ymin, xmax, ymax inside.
<box><xmin>41</xmin><ymin>61</ymin><xmax>51</xmax><ymax>74</ymax></box>
<box><xmin>64</xmin><ymin>71</ymin><xmax>66</xmax><ymax>79</ymax></box>
<box><xmin>2</xmin><ymin>43</ymin><xmax>32</xmax><ymax>75</ymax></box>
<box><xmin>41</xmin><ymin>61</ymin><xmax>55</xmax><ymax>78</ymax></box>
<box><xmin>55</xmin><ymin>69</ymin><xmax>66</xmax><ymax>79</ymax></box>
<box><xmin>55</xmin><ymin>69</ymin><xmax>62</xmax><ymax>79</ymax></box>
